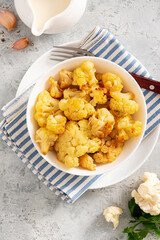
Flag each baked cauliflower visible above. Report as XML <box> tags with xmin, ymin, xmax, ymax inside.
<box><xmin>34</xmin><ymin>90</ymin><xmax>59</xmax><ymax>127</ymax></box>
<box><xmin>89</xmin><ymin>108</ymin><xmax>115</xmax><ymax>138</ymax></box>
<box><xmin>59</xmin><ymin>69</ymin><xmax>72</xmax><ymax>89</ymax></box>
<box><xmin>35</xmin><ymin>127</ymin><xmax>58</xmax><ymax>155</ymax></box>
<box><xmin>34</xmin><ymin>60</ymin><xmax>143</xmax><ymax>171</ymax></box>
<box><xmin>54</xmin><ymin>121</ymin><xmax>101</xmax><ymax>168</ymax></box>
<box><xmin>59</xmin><ymin>98</ymin><xmax>95</xmax><ymax>121</ymax></box>
<box><xmin>46</xmin><ymin>115</ymin><xmax>67</xmax><ymax>135</ymax></box>
<box><xmin>102</xmin><ymin>72</ymin><xmax>123</xmax><ymax>93</ymax></box>
<box><xmin>103</xmin><ymin>206</ymin><xmax>123</xmax><ymax>229</ymax></box>
<box><xmin>110</xmin><ymin>91</ymin><xmax>139</xmax><ymax>115</ymax></box>
<box><xmin>49</xmin><ymin>76</ymin><xmax>62</xmax><ymax>99</ymax></box>
<box><xmin>72</xmin><ymin>60</ymin><xmax>98</xmax><ymax>88</ymax></box>
<box><xmin>131</xmin><ymin>172</ymin><xmax>160</xmax><ymax>216</ymax></box>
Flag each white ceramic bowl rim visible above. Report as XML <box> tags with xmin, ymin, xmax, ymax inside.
<box><xmin>27</xmin><ymin>56</ymin><xmax>147</xmax><ymax>176</ymax></box>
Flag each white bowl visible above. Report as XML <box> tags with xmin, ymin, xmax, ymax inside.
<box><xmin>27</xmin><ymin>56</ymin><xmax>147</xmax><ymax>176</ymax></box>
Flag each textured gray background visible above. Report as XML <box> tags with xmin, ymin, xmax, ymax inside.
<box><xmin>0</xmin><ymin>0</ymin><xmax>160</xmax><ymax>239</ymax></box>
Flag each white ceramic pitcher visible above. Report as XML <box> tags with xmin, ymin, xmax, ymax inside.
<box><xmin>14</xmin><ymin>0</ymin><xmax>87</xmax><ymax>36</ymax></box>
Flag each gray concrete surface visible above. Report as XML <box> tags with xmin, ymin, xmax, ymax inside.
<box><xmin>0</xmin><ymin>0</ymin><xmax>160</xmax><ymax>239</ymax></box>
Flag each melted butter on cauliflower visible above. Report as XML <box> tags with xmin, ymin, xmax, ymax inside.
<box><xmin>103</xmin><ymin>206</ymin><xmax>123</xmax><ymax>229</ymax></box>
<box><xmin>132</xmin><ymin>172</ymin><xmax>160</xmax><ymax>216</ymax></box>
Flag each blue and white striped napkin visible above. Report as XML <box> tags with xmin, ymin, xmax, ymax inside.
<box><xmin>0</xmin><ymin>26</ymin><xmax>159</xmax><ymax>203</ymax></box>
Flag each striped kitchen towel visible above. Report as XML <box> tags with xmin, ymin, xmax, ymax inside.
<box><xmin>0</xmin><ymin>27</ymin><xmax>159</xmax><ymax>203</ymax></box>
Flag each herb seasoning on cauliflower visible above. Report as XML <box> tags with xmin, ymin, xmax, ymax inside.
<box><xmin>103</xmin><ymin>206</ymin><xmax>123</xmax><ymax>229</ymax></box>
<box><xmin>131</xmin><ymin>172</ymin><xmax>160</xmax><ymax>216</ymax></box>
<box><xmin>34</xmin><ymin>60</ymin><xmax>143</xmax><ymax>170</ymax></box>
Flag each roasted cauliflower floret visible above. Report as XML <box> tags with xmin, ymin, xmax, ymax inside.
<box><xmin>110</xmin><ymin>91</ymin><xmax>139</xmax><ymax>115</ymax></box>
<box><xmin>49</xmin><ymin>76</ymin><xmax>62</xmax><ymax>99</ymax></box>
<box><xmin>131</xmin><ymin>172</ymin><xmax>160</xmax><ymax>216</ymax></box>
<box><xmin>72</xmin><ymin>60</ymin><xmax>98</xmax><ymax>88</ymax></box>
<box><xmin>102</xmin><ymin>72</ymin><xmax>123</xmax><ymax>93</ymax></box>
<box><xmin>94</xmin><ymin>139</ymin><xmax>123</xmax><ymax>163</ymax></box>
<box><xmin>110</xmin><ymin>115</ymin><xmax>143</xmax><ymax>142</ymax></box>
<box><xmin>35</xmin><ymin>127</ymin><xmax>58</xmax><ymax>155</ymax></box>
<box><xmin>90</xmin><ymin>86</ymin><xmax>107</xmax><ymax>106</ymax></box>
<box><xmin>34</xmin><ymin>90</ymin><xmax>59</xmax><ymax>127</ymax></box>
<box><xmin>79</xmin><ymin>154</ymin><xmax>96</xmax><ymax>171</ymax></box>
<box><xmin>54</xmin><ymin>121</ymin><xmax>101</xmax><ymax>168</ymax></box>
<box><xmin>103</xmin><ymin>206</ymin><xmax>123</xmax><ymax>229</ymax></box>
<box><xmin>63</xmin><ymin>88</ymin><xmax>90</xmax><ymax>102</ymax></box>
<box><xmin>59</xmin><ymin>69</ymin><xmax>73</xmax><ymax>89</ymax></box>
<box><xmin>59</xmin><ymin>98</ymin><xmax>95</xmax><ymax>120</ymax></box>
<box><xmin>46</xmin><ymin>115</ymin><xmax>67</xmax><ymax>134</ymax></box>
<box><xmin>89</xmin><ymin>108</ymin><xmax>115</xmax><ymax>138</ymax></box>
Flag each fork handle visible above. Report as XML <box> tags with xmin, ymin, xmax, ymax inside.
<box><xmin>130</xmin><ymin>72</ymin><xmax>160</xmax><ymax>94</ymax></box>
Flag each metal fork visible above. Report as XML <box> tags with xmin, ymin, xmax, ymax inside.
<box><xmin>50</xmin><ymin>46</ymin><xmax>160</xmax><ymax>94</ymax></box>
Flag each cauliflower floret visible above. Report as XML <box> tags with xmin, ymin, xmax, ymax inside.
<box><xmin>110</xmin><ymin>115</ymin><xmax>143</xmax><ymax>142</ymax></box>
<box><xmin>131</xmin><ymin>172</ymin><xmax>160</xmax><ymax>216</ymax></box>
<box><xmin>34</xmin><ymin>90</ymin><xmax>59</xmax><ymax>127</ymax></box>
<box><xmin>59</xmin><ymin>98</ymin><xmax>95</xmax><ymax>120</ymax></box>
<box><xmin>79</xmin><ymin>154</ymin><xmax>96</xmax><ymax>171</ymax></box>
<box><xmin>49</xmin><ymin>76</ymin><xmax>62</xmax><ymax>99</ymax></box>
<box><xmin>54</xmin><ymin>121</ymin><xmax>101</xmax><ymax>168</ymax></box>
<box><xmin>102</xmin><ymin>72</ymin><xmax>123</xmax><ymax>93</ymax></box>
<box><xmin>59</xmin><ymin>69</ymin><xmax>73</xmax><ymax>89</ymax></box>
<box><xmin>63</xmin><ymin>88</ymin><xmax>90</xmax><ymax>102</ymax></box>
<box><xmin>46</xmin><ymin>115</ymin><xmax>67</xmax><ymax>134</ymax></box>
<box><xmin>89</xmin><ymin>108</ymin><xmax>115</xmax><ymax>138</ymax></box>
<box><xmin>103</xmin><ymin>206</ymin><xmax>123</xmax><ymax>229</ymax></box>
<box><xmin>94</xmin><ymin>140</ymin><xmax>123</xmax><ymax>163</ymax></box>
<box><xmin>72</xmin><ymin>61</ymin><xmax>98</xmax><ymax>88</ymax></box>
<box><xmin>110</xmin><ymin>91</ymin><xmax>139</xmax><ymax>115</ymax></box>
<box><xmin>35</xmin><ymin>127</ymin><xmax>58</xmax><ymax>155</ymax></box>
<box><xmin>90</xmin><ymin>86</ymin><xmax>107</xmax><ymax>106</ymax></box>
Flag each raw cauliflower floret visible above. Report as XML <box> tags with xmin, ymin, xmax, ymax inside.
<box><xmin>89</xmin><ymin>108</ymin><xmax>115</xmax><ymax>138</ymax></box>
<box><xmin>79</xmin><ymin>154</ymin><xmax>96</xmax><ymax>171</ymax></box>
<box><xmin>102</xmin><ymin>72</ymin><xmax>123</xmax><ymax>93</ymax></box>
<box><xmin>93</xmin><ymin>140</ymin><xmax>123</xmax><ymax>163</ymax></box>
<box><xmin>54</xmin><ymin>121</ymin><xmax>101</xmax><ymax>168</ymax></box>
<box><xmin>72</xmin><ymin>60</ymin><xmax>98</xmax><ymax>88</ymax></box>
<box><xmin>49</xmin><ymin>76</ymin><xmax>62</xmax><ymax>99</ymax></box>
<box><xmin>103</xmin><ymin>206</ymin><xmax>123</xmax><ymax>229</ymax></box>
<box><xmin>34</xmin><ymin>90</ymin><xmax>59</xmax><ymax>127</ymax></box>
<box><xmin>110</xmin><ymin>115</ymin><xmax>143</xmax><ymax>142</ymax></box>
<box><xmin>90</xmin><ymin>86</ymin><xmax>107</xmax><ymax>106</ymax></box>
<box><xmin>59</xmin><ymin>98</ymin><xmax>95</xmax><ymax>120</ymax></box>
<box><xmin>35</xmin><ymin>127</ymin><xmax>58</xmax><ymax>155</ymax></box>
<box><xmin>59</xmin><ymin>69</ymin><xmax>73</xmax><ymax>89</ymax></box>
<box><xmin>63</xmin><ymin>88</ymin><xmax>90</xmax><ymax>102</ymax></box>
<box><xmin>110</xmin><ymin>91</ymin><xmax>139</xmax><ymax>115</ymax></box>
<box><xmin>131</xmin><ymin>172</ymin><xmax>160</xmax><ymax>216</ymax></box>
<box><xmin>46</xmin><ymin>115</ymin><xmax>67</xmax><ymax>134</ymax></box>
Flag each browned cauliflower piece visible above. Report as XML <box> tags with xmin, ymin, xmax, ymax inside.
<box><xmin>90</xmin><ymin>86</ymin><xmax>107</xmax><ymax>106</ymax></box>
<box><xmin>34</xmin><ymin>90</ymin><xmax>59</xmax><ymax>127</ymax></box>
<box><xmin>89</xmin><ymin>108</ymin><xmax>115</xmax><ymax>138</ymax></box>
<box><xmin>35</xmin><ymin>127</ymin><xmax>58</xmax><ymax>155</ymax></box>
<box><xmin>79</xmin><ymin>154</ymin><xmax>96</xmax><ymax>171</ymax></box>
<box><xmin>54</xmin><ymin>121</ymin><xmax>101</xmax><ymax>168</ymax></box>
<box><xmin>110</xmin><ymin>115</ymin><xmax>143</xmax><ymax>142</ymax></box>
<box><xmin>49</xmin><ymin>76</ymin><xmax>62</xmax><ymax>99</ymax></box>
<box><xmin>72</xmin><ymin>60</ymin><xmax>98</xmax><ymax>88</ymax></box>
<box><xmin>93</xmin><ymin>140</ymin><xmax>124</xmax><ymax>163</ymax></box>
<box><xmin>102</xmin><ymin>72</ymin><xmax>123</xmax><ymax>93</ymax></box>
<box><xmin>59</xmin><ymin>69</ymin><xmax>73</xmax><ymax>89</ymax></box>
<box><xmin>46</xmin><ymin>115</ymin><xmax>67</xmax><ymax>135</ymax></box>
<box><xmin>59</xmin><ymin>98</ymin><xmax>95</xmax><ymax>120</ymax></box>
<box><xmin>63</xmin><ymin>88</ymin><xmax>90</xmax><ymax>102</ymax></box>
<box><xmin>109</xmin><ymin>91</ymin><xmax>139</xmax><ymax>115</ymax></box>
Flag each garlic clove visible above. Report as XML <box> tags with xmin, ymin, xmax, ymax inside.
<box><xmin>11</xmin><ymin>38</ymin><xmax>29</xmax><ymax>50</ymax></box>
<box><xmin>0</xmin><ymin>10</ymin><xmax>16</xmax><ymax>31</ymax></box>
